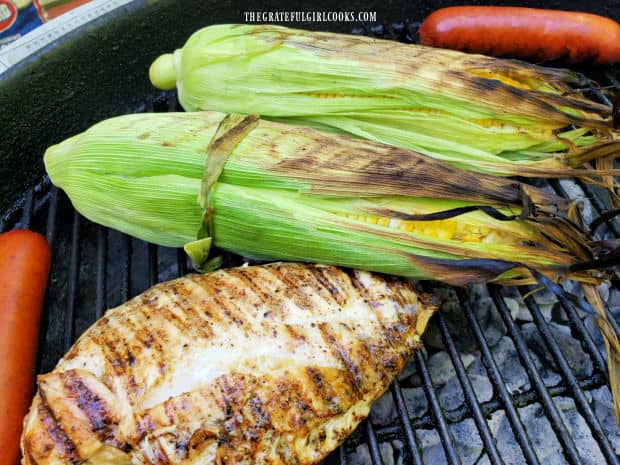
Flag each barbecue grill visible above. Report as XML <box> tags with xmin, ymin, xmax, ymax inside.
<box><xmin>1</xmin><ymin>1</ymin><xmax>620</xmax><ymax>464</ymax></box>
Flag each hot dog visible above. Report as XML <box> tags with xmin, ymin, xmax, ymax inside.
<box><xmin>419</xmin><ymin>6</ymin><xmax>620</xmax><ymax>64</ymax></box>
<box><xmin>0</xmin><ymin>230</ymin><xmax>51</xmax><ymax>465</ymax></box>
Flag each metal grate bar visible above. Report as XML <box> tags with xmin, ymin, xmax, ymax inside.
<box><xmin>520</xmin><ymin>287</ymin><xmax>620</xmax><ymax>465</ymax></box>
<box><xmin>365</xmin><ymin>420</ymin><xmax>385</xmax><ymax>465</ymax></box>
<box><xmin>177</xmin><ymin>248</ymin><xmax>189</xmax><ymax>276</ymax></box>
<box><xmin>96</xmin><ymin>226</ymin><xmax>107</xmax><ymax>320</ymax></box>
<box><xmin>147</xmin><ymin>242</ymin><xmax>158</xmax><ymax>287</ymax></box>
<box><xmin>63</xmin><ymin>211</ymin><xmax>81</xmax><ymax>352</ymax></box>
<box><xmin>436</xmin><ymin>310</ymin><xmax>506</xmax><ymax>465</ymax></box>
<box><xmin>20</xmin><ymin>188</ymin><xmax>34</xmax><ymax>229</ymax></box>
<box><xmin>416</xmin><ymin>350</ymin><xmax>462</xmax><ymax>464</ymax></box>
<box><xmin>457</xmin><ymin>288</ymin><xmax>541</xmax><ymax>465</ymax></box>
<box><xmin>489</xmin><ymin>286</ymin><xmax>583</xmax><ymax>465</ymax></box>
<box><xmin>389</xmin><ymin>380</ymin><xmax>424</xmax><ymax>465</ymax></box>
<box><xmin>45</xmin><ymin>187</ymin><xmax>58</xmax><ymax>247</ymax></box>
<box><xmin>119</xmin><ymin>234</ymin><xmax>131</xmax><ymax>303</ymax></box>
<box><xmin>374</xmin><ymin>373</ymin><xmax>607</xmax><ymax>442</ymax></box>
<box><xmin>558</xmin><ymin>299</ymin><xmax>610</xmax><ymax>378</ymax></box>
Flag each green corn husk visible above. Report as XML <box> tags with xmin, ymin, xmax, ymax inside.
<box><xmin>149</xmin><ymin>24</ymin><xmax>620</xmax><ymax>181</ymax></box>
<box><xmin>44</xmin><ymin>112</ymin><xmax>226</xmax><ymax>246</ymax></box>
<box><xmin>45</xmin><ymin>111</ymin><xmax>614</xmax><ymax>287</ymax></box>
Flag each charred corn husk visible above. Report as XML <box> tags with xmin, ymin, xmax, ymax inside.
<box><xmin>44</xmin><ymin>111</ymin><xmax>614</xmax><ymax>287</ymax></box>
<box><xmin>149</xmin><ymin>24</ymin><xmax>620</xmax><ymax>180</ymax></box>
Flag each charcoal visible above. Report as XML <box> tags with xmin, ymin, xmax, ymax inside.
<box><xmin>491</xmin><ymin>337</ymin><xmax>530</xmax><ymax>393</ymax></box>
<box><xmin>451</xmin><ymin>418</ymin><xmax>484</xmax><ymax>465</ymax></box>
<box><xmin>403</xmin><ymin>386</ymin><xmax>428</xmax><ymax>419</ymax></box>
<box><xmin>370</xmin><ymin>391</ymin><xmax>397</xmax><ymax>426</ymax></box>
<box><xmin>591</xmin><ymin>387</ymin><xmax>620</xmax><ymax>455</ymax></box>
<box><xmin>521</xmin><ymin>323</ymin><xmax>593</xmax><ymax>379</ymax></box>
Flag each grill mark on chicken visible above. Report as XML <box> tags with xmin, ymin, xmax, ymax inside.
<box><xmin>122</xmin><ymin>310</ymin><xmax>156</xmax><ymax>350</ymax></box>
<box><xmin>304</xmin><ymin>367</ymin><xmax>337</xmax><ymax>411</ymax></box>
<box><xmin>344</xmin><ymin>269</ymin><xmax>371</xmax><ymax>299</ymax></box>
<box><xmin>101</xmin><ymin>333</ymin><xmax>130</xmax><ymax>375</ymax></box>
<box><xmin>226</xmin><ymin>268</ymin><xmax>282</xmax><ymax>312</ymax></box>
<box><xmin>305</xmin><ymin>266</ymin><xmax>347</xmax><ymax>306</ymax></box>
<box><xmin>165</xmin><ymin>281</ymin><xmax>217</xmax><ymax>338</ymax></box>
<box><xmin>143</xmin><ymin>286</ymin><xmax>200</xmax><ymax>341</ymax></box>
<box><xmin>266</xmin><ymin>266</ymin><xmax>322</xmax><ymax>313</ymax></box>
<box><xmin>190</xmin><ymin>275</ymin><xmax>248</xmax><ymax>329</ymax></box>
<box><xmin>317</xmin><ymin>323</ymin><xmax>363</xmax><ymax>395</ymax></box>
<box><xmin>36</xmin><ymin>391</ymin><xmax>80</xmax><ymax>462</ymax></box>
<box><xmin>61</xmin><ymin>371</ymin><xmax>113</xmax><ymax>440</ymax></box>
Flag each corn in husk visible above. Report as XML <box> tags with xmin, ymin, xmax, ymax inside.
<box><xmin>149</xmin><ymin>24</ymin><xmax>620</xmax><ymax>182</ymax></box>
<box><xmin>44</xmin><ymin>111</ymin><xmax>616</xmax><ymax>287</ymax></box>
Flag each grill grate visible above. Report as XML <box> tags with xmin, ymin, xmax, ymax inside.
<box><xmin>3</xmin><ymin>34</ymin><xmax>620</xmax><ymax>465</ymax></box>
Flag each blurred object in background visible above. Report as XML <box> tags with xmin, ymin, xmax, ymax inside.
<box><xmin>0</xmin><ymin>0</ymin><xmax>46</xmax><ymax>47</ymax></box>
<box><xmin>0</xmin><ymin>0</ymin><xmax>92</xmax><ymax>47</ymax></box>
<box><xmin>40</xmin><ymin>0</ymin><xmax>90</xmax><ymax>19</ymax></box>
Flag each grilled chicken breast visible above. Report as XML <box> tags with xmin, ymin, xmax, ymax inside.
<box><xmin>21</xmin><ymin>263</ymin><xmax>437</xmax><ymax>465</ymax></box>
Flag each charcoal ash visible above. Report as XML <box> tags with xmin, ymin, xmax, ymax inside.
<box><xmin>423</xmin><ymin>285</ymin><xmax>509</xmax><ymax>353</ymax></box>
<box><xmin>520</xmin><ymin>323</ymin><xmax>593</xmax><ymax>380</ymax></box>
<box><xmin>415</xmin><ymin>428</ymin><xmax>446</xmax><ymax>464</ymax></box>
<box><xmin>370</xmin><ymin>391</ymin><xmax>398</xmax><ymax>426</ymax></box>
<box><xmin>490</xmin><ymin>337</ymin><xmax>531</xmax><ymax>393</ymax></box>
<box><xmin>440</xmin><ymin>357</ymin><xmax>494</xmax><ymax>410</ymax></box>
<box><xmin>403</xmin><ymin>387</ymin><xmax>429</xmax><ymax>418</ymax></box>
<box><xmin>347</xmin><ymin>441</ymin><xmax>404</xmax><ymax>465</ymax></box>
<box><xmin>554</xmin><ymin>396</ymin><xmax>606</xmax><ymax>465</ymax></box>
<box><xmin>591</xmin><ymin>387</ymin><xmax>620</xmax><ymax>455</ymax></box>
<box><xmin>428</xmin><ymin>351</ymin><xmax>476</xmax><ymax>386</ymax></box>
<box><xmin>370</xmin><ymin>385</ymin><xmax>429</xmax><ymax>426</ymax></box>
<box><xmin>450</xmin><ymin>418</ymin><xmax>484</xmax><ymax>465</ymax></box>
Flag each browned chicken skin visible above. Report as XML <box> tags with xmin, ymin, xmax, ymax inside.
<box><xmin>21</xmin><ymin>263</ymin><xmax>437</xmax><ymax>465</ymax></box>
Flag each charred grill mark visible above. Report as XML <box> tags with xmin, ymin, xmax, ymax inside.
<box><xmin>146</xmin><ymin>283</ymin><xmax>201</xmax><ymax>337</ymax></box>
<box><xmin>101</xmin><ymin>335</ymin><xmax>129</xmax><ymax>375</ymax></box>
<box><xmin>151</xmin><ymin>439</ymin><xmax>172</xmax><ymax>465</ymax></box>
<box><xmin>268</xmin><ymin>124</ymin><xmax>525</xmax><ymax>205</ymax></box>
<box><xmin>169</xmin><ymin>280</ymin><xmax>212</xmax><ymax>322</ymax></box>
<box><xmin>208</xmin><ymin>114</ymin><xmax>260</xmax><ymax>155</ymax></box>
<box><xmin>306</xmin><ymin>266</ymin><xmax>346</xmax><ymax>306</ymax></box>
<box><xmin>317</xmin><ymin>323</ymin><xmax>363</xmax><ymax>396</ymax></box>
<box><xmin>305</xmin><ymin>367</ymin><xmax>335</xmax><ymax>409</ymax></box>
<box><xmin>159</xmin><ymin>282</ymin><xmax>216</xmax><ymax>338</ymax></box>
<box><xmin>122</xmin><ymin>310</ymin><xmax>157</xmax><ymax>351</ymax></box>
<box><xmin>61</xmin><ymin>371</ymin><xmax>115</xmax><ymax>439</ymax></box>
<box><xmin>267</xmin><ymin>265</ymin><xmax>321</xmax><ymax>312</ymax></box>
<box><xmin>36</xmin><ymin>391</ymin><xmax>80</xmax><ymax>462</ymax></box>
<box><xmin>225</xmin><ymin>268</ymin><xmax>272</xmax><ymax>304</ymax></box>
<box><xmin>284</xmin><ymin>323</ymin><xmax>306</xmax><ymax>344</ymax></box>
<box><xmin>246</xmin><ymin>392</ymin><xmax>270</xmax><ymax>438</ymax></box>
<box><xmin>190</xmin><ymin>278</ymin><xmax>240</xmax><ymax>329</ymax></box>
<box><xmin>207</xmin><ymin>271</ymin><xmax>262</xmax><ymax>328</ymax></box>
<box><xmin>217</xmin><ymin>376</ymin><xmax>239</xmax><ymax>425</ymax></box>
<box><xmin>342</xmin><ymin>268</ymin><xmax>370</xmax><ymax>299</ymax></box>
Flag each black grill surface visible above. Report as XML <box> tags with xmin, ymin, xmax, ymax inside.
<box><xmin>3</xmin><ymin>25</ymin><xmax>620</xmax><ymax>465</ymax></box>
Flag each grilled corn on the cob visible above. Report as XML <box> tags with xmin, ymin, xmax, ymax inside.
<box><xmin>149</xmin><ymin>24</ymin><xmax>620</xmax><ymax>179</ymax></box>
<box><xmin>44</xmin><ymin>111</ymin><xmax>609</xmax><ymax>286</ymax></box>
